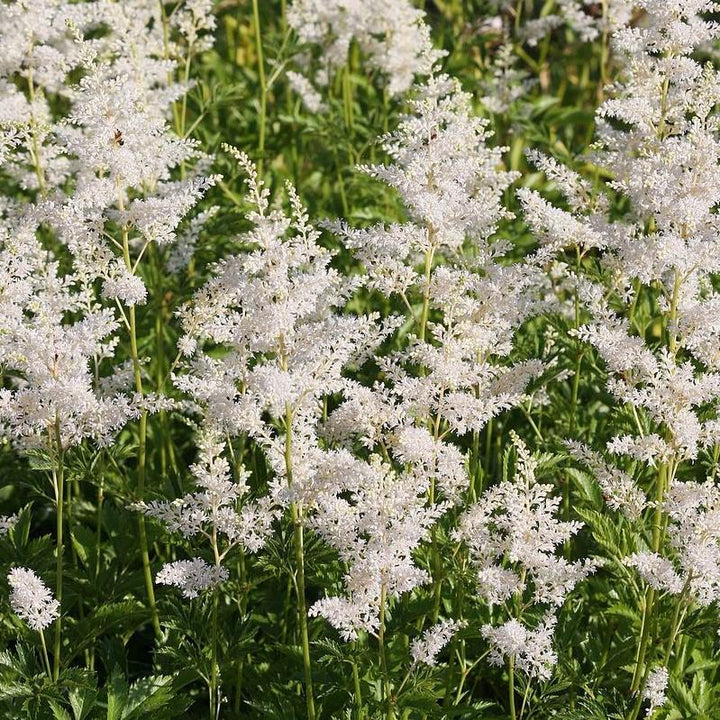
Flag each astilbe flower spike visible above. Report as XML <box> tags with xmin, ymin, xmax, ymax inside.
<box><xmin>455</xmin><ymin>434</ymin><xmax>599</xmax><ymax>682</ymax></box>
<box><xmin>520</xmin><ymin>0</ymin><xmax>720</xmax><ymax>708</ymax></box>
<box><xmin>8</xmin><ymin>568</ymin><xmax>59</xmax><ymax>632</ymax></box>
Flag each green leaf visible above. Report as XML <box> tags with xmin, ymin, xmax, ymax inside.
<box><xmin>69</xmin><ymin>686</ymin><xmax>98</xmax><ymax>720</ymax></box>
<box><xmin>48</xmin><ymin>700</ymin><xmax>72</xmax><ymax>720</ymax></box>
<box><xmin>106</xmin><ymin>669</ymin><xmax>128</xmax><ymax>720</ymax></box>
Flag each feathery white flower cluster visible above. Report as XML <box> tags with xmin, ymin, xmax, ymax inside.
<box><xmin>308</xmin><ymin>453</ymin><xmax>449</xmax><ymax>640</ymax></box>
<box><xmin>522</xmin><ymin>0</ymin><xmax>633</xmax><ymax>47</ymax></box>
<box><xmin>287</xmin><ymin>0</ymin><xmax>441</xmax><ymax>100</ymax></box>
<box><xmin>306</xmin><ymin>73</ymin><xmax>548</xmax><ymax>642</ymax></box>
<box><xmin>456</xmin><ymin>435</ymin><xmax>598</xmax><ymax>607</ymax></box>
<box><xmin>643</xmin><ymin>666</ymin><xmax>669</xmax><ymax>717</ymax></box>
<box><xmin>411</xmin><ymin>619</ymin><xmax>466</xmax><ymax>667</ymax></box>
<box><xmin>456</xmin><ymin>435</ymin><xmax>598</xmax><ymax>679</ymax></box>
<box><xmin>137</xmin><ymin>430</ymin><xmax>277</xmax><ymax>567</ymax></box>
<box><xmin>566</xmin><ymin>441</ymin><xmax>647</xmax><ymax>519</ymax></box>
<box><xmin>627</xmin><ymin>480</ymin><xmax>720</xmax><ymax>605</ymax></box>
<box><xmin>0</xmin><ymin>0</ymin><xmax>218</xmax><ymax>454</ymax></box>
<box><xmin>7</xmin><ymin>567</ymin><xmax>59</xmax><ymax>631</ymax></box>
<box><xmin>0</xmin><ymin>222</ymin><xmax>138</xmax><ymax>449</ymax></box>
<box><xmin>168</xmin><ymin>149</ymin><xmax>400</xmax><ymax>627</ymax></box>
<box><xmin>156</xmin><ymin>559</ymin><xmax>229</xmax><ymax>600</ymax></box>
<box><xmin>481</xmin><ymin>615</ymin><xmax>558</xmax><ymax>681</ymax></box>
<box><xmin>175</xmin><ymin>148</ymin><xmax>393</xmax><ymax>508</ymax></box>
<box><xmin>334</xmin><ymin>73</ymin><xmax>542</xmax><ymax>447</ymax></box>
<box><xmin>350</xmin><ymin>74</ymin><xmax>517</xmax><ymax>257</ymax></box>
<box><xmin>523</xmin><ymin>0</ymin><xmax>720</xmax><ymax>503</ymax></box>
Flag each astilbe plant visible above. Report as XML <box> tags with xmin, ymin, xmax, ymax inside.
<box><xmin>303</xmin><ymin>69</ymin><xmax>558</xmax><ymax>717</ymax></box>
<box><xmin>5</xmin><ymin>0</ymin><xmax>720</xmax><ymax>718</ymax></box>
<box><xmin>454</xmin><ymin>433</ymin><xmax>599</xmax><ymax>714</ymax></box>
<box><xmin>0</xmin><ymin>0</ymin><xmax>218</xmax><ymax>688</ymax></box>
<box><xmin>286</xmin><ymin>0</ymin><xmax>442</xmax><ymax>101</ymax></box>
<box><xmin>521</xmin><ymin>1</ymin><xmax>720</xmax><ymax>716</ymax></box>
<box><xmin>165</xmin><ymin>147</ymin><xmax>395</xmax><ymax>718</ymax></box>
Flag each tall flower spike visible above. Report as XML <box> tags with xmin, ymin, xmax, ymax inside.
<box><xmin>136</xmin><ymin>429</ymin><xmax>278</xmax><ymax>557</ymax></box>
<box><xmin>308</xmin><ymin>452</ymin><xmax>450</xmax><ymax>640</ymax></box>
<box><xmin>519</xmin><ymin>2</ymin><xmax>720</xmax><ymax>704</ymax></box>
<box><xmin>156</xmin><ymin>559</ymin><xmax>229</xmax><ymax>600</ymax></box>
<box><xmin>286</xmin><ymin>0</ymin><xmax>442</xmax><ymax>100</ymax></box>
<box><xmin>521</xmin><ymin>0</ymin><xmax>720</xmax><ymax>468</ymax></box>
<box><xmin>455</xmin><ymin>435</ymin><xmax>598</xmax><ymax>680</ymax></box>
<box><xmin>411</xmin><ymin>619</ymin><xmax>466</xmax><ymax>667</ymax></box>
<box><xmin>175</xmin><ymin>147</ymin><xmax>396</xmax><ymax>506</ymax></box>
<box><xmin>331</xmin><ymin>71</ymin><xmax>542</xmax><ymax>459</ymax></box>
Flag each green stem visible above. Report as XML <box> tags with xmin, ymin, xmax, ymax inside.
<box><xmin>119</xmin><ymin>190</ymin><xmax>161</xmax><ymax>639</ymax></box>
<box><xmin>39</xmin><ymin>628</ymin><xmax>52</xmax><ymax>679</ymax></box>
<box><xmin>508</xmin><ymin>656</ymin><xmax>517</xmax><ymax>720</ymax></box>
<box><xmin>210</xmin><ymin>589</ymin><xmax>219</xmax><ymax>719</ymax></box>
<box><xmin>252</xmin><ymin>0</ymin><xmax>267</xmax><ymax>177</ymax></box>
<box><xmin>343</xmin><ymin>58</ymin><xmax>353</xmax><ymax>130</ymax></box>
<box><xmin>379</xmin><ymin>584</ymin><xmax>393</xmax><ymax>720</ymax></box>
<box><xmin>597</xmin><ymin>0</ymin><xmax>610</xmax><ymax>101</ymax></box>
<box><xmin>569</xmin><ymin>248</ymin><xmax>583</xmax><ymax>437</ymax></box>
<box><xmin>26</xmin><ymin>63</ymin><xmax>46</xmax><ymax>197</ymax></box>
<box><xmin>179</xmin><ymin>51</ymin><xmax>192</xmax><ymax>139</ymax></box>
<box><xmin>442</xmin><ymin>563</ymin><xmax>465</xmax><ymax>707</ymax></box>
<box><xmin>626</xmin><ymin>589</ymin><xmax>686</xmax><ymax>720</ymax></box>
<box><xmin>519</xmin><ymin>678</ymin><xmax>532</xmax><ymax>720</ymax></box>
<box><xmin>352</xmin><ymin>652</ymin><xmax>363</xmax><ymax>720</ymax></box>
<box><xmin>285</xmin><ymin>407</ymin><xmax>316</xmax><ymax>720</ymax></box>
<box><xmin>332</xmin><ymin>144</ymin><xmax>350</xmax><ymax>216</ymax></box>
<box><xmin>418</xmin><ymin>245</ymin><xmax>435</xmax><ymax>343</ymax></box>
<box><xmin>663</xmin><ymin>595</ymin><xmax>689</xmax><ymax>667</ymax></box>
<box><xmin>52</xmin><ymin>416</ymin><xmax>64</xmax><ymax>681</ymax></box>
<box><xmin>631</xmin><ymin>270</ymin><xmax>682</xmax><ymax>695</ymax></box>
<box><xmin>711</xmin><ymin>443</ymin><xmax>720</xmax><ymax>482</ymax></box>
<box><xmin>483</xmin><ymin>418</ymin><xmax>493</xmax><ymax>480</ymax></box>
<box><xmin>630</xmin><ymin>461</ymin><xmax>668</xmax><ymax>693</ymax></box>
<box><xmin>292</xmin><ymin>503</ymin><xmax>315</xmax><ymax>720</ymax></box>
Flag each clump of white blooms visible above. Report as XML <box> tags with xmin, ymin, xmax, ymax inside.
<box><xmin>308</xmin><ymin>453</ymin><xmax>450</xmax><ymax>639</ymax></box>
<box><xmin>411</xmin><ymin>619</ymin><xmax>466</xmax><ymax>667</ymax></box>
<box><xmin>136</xmin><ymin>429</ymin><xmax>278</xmax><ymax>570</ymax></box>
<box><xmin>521</xmin><ymin>3</ymin><xmax>720</xmax><ymax>462</ymax></box>
<box><xmin>308</xmin><ymin>72</ymin><xmax>547</xmax><ymax>642</ymax></box>
<box><xmin>481</xmin><ymin>614</ymin><xmax>558</xmax><ymax>681</ymax></box>
<box><xmin>7</xmin><ymin>567</ymin><xmax>59</xmax><ymax>631</ymax></box>
<box><xmin>522</xmin><ymin>0</ymin><xmax>633</xmax><ymax>47</ymax></box>
<box><xmin>0</xmin><ymin>219</ymin><xmax>140</xmax><ymax>449</ymax></box>
<box><xmin>169</xmin><ymin>148</ymin><xmax>399</xmax><ymax>637</ymax></box>
<box><xmin>287</xmin><ymin>0</ymin><xmax>442</xmax><ymax>99</ymax></box>
<box><xmin>625</xmin><ymin>552</ymin><xmax>684</xmax><ymax>595</ymax></box>
<box><xmin>0</xmin><ymin>0</ymin><xmax>219</xmax><ymax>456</ymax></box>
<box><xmin>456</xmin><ymin>435</ymin><xmax>599</xmax><ymax>607</ymax></box>
<box><xmin>520</xmin><ymin>2</ymin><xmax>720</xmax><ymax>698</ymax></box>
<box><xmin>175</xmin><ymin>147</ymin><xmax>394</xmax><ymax>508</ymax></box>
<box><xmin>347</xmin><ymin>73</ymin><xmax>518</xmax><ymax>257</ymax></box>
<box><xmin>333</xmin><ymin>72</ymin><xmax>543</xmax><ymax>458</ymax></box>
<box><xmin>455</xmin><ymin>435</ymin><xmax>599</xmax><ymax>679</ymax></box>
<box><xmin>625</xmin><ymin>479</ymin><xmax>720</xmax><ymax>605</ymax></box>
<box><xmin>643</xmin><ymin>666</ymin><xmax>669</xmax><ymax>717</ymax></box>
<box><xmin>156</xmin><ymin>558</ymin><xmax>229</xmax><ymax>600</ymax></box>
<box><xmin>566</xmin><ymin>441</ymin><xmax>646</xmax><ymax>519</ymax></box>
